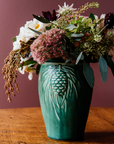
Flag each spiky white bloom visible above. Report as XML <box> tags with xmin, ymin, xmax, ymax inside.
<box><xmin>56</xmin><ymin>2</ymin><xmax>77</xmax><ymax>17</ymax></box>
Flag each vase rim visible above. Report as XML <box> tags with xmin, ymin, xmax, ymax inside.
<box><xmin>42</xmin><ymin>62</ymin><xmax>83</xmax><ymax>65</ymax></box>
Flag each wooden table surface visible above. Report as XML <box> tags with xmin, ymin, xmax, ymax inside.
<box><xmin>0</xmin><ymin>107</ymin><xmax>114</xmax><ymax>144</ymax></box>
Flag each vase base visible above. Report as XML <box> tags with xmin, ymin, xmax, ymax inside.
<box><xmin>48</xmin><ymin>136</ymin><xmax>84</xmax><ymax>141</ymax></box>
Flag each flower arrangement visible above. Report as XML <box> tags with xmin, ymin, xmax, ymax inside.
<box><xmin>2</xmin><ymin>2</ymin><xmax>114</xmax><ymax>102</ymax></box>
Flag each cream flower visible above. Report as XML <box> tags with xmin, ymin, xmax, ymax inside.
<box><xmin>13</xmin><ymin>30</ymin><xmax>25</xmax><ymax>50</ymax></box>
<box><xmin>13</xmin><ymin>18</ymin><xmax>50</xmax><ymax>50</ymax></box>
<box><xmin>56</xmin><ymin>2</ymin><xmax>76</xmax><ymax>17</ymax></box>
<box><xmin>18</xmin><ymin>58</ymin><xmax>36</xmax><ymax>80</ymax></box>
<box><xmin>99</xmin><ymin>14</ymin><xmax>106</xmax><ymax>28</ymax></box>
<box><xmin>94</xmin><ymin>14</ymin><xmax>106</xmax><ymax>28</ymax></box>
<box><xmin>13</xmin><ymin>18</ymin><xmax>51</xmax><ymax>78</ymax></box>
<box><xmin>94</xmin><ymin>15</ymin><xmax>98</xmax><ymax>21</ymax></box>
<box><xmin>18</xmin><ymin>67</ymin><xmax>35</xmax><ymax>80</ymax></box>
<box><xmin>24</xmin><ymin>66</ymin><xmax>36</xmax><ymax>80</ymax></box>
<box><xmin>24</xmin><ymin>18</ymin><xmax>44</xmax><ymax>34</ymax></box>
<box><xmin>28</xmin><ymin>71</ymin><xmax>35</xmax><ymax>80</ymax></box>
<box><xmin>18</xmin><ymin>57</ymin><xmax>29</xmax><ymax>74</ymax></box>
<box><xmin>13</xmin><ymin>40</ymin><xmax>21</xmax><ymax>50</ymax></box>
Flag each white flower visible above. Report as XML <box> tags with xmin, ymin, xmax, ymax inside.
<box><xmin>28</xmin><ymin>71</ymin><xmax>34</xmax><ymax>80</ymax></box>
<box><xmin>94</xmin><ymin>15</ymin><xmax>98</xmax><ymax>21</ymax></box>
<box><xmin>13</xmin><ymin>40</ymin><xmax>21</xmax><ymax>50</ymax></box>
<box><xmin>25</xmin><ymin>66</ymin><xmax>36</xmax><ymax>80</ymax></box>
<box><xmin>94</xmin><ymin>34</ymin><xmax>102</xmax><ymax>42</ymax></box>
<box><xmin>99</xmin><ymin>14</ymin><xmax>106</xmax><ymax>28</ymax></box>
<box><xmin>12</xmin><ymin>18</ymin><xmax>50</xmax><ymax>78</ymax></box>
<box><xmin>18</xmin><ymin>57</ymin><xmax>29</xmax><ymax>74</ymax></box>
<box><xmin>56</xmin><ymin>2</ymin><xmax>76</xmax><ymax>17</ymax></box>
<box><xmin>13</xmin><ymin>18</ymin><xmax>50</xmax><ymax>50</ymax></box>
<box><xmin>100</xmin><ymin>14</ymin><xmax>106</xmax><ymax>19</ymax></box>
<box><xmin>24</xmin><ymin>18</ymin><xmax>44</xmax><ymax>34</ymax></box>
<box><xmin>94</xmin><ymin>14</ymin><xmax>106</xmax><ymax>28</ymax></box>
<box><xmin>13</xmin><ymin>29</ymin><xmax>25</xmax><ymax>50</ymax></box>
<box><xmin>18</xmin><ymin>59</ymin><xmax>36</xmax><ymax>80</ymax></box>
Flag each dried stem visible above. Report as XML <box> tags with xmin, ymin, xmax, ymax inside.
<box><xmin>2</xmin><ymin>38</ymin><xmax>35</xmax><ymax>102</ymax></box>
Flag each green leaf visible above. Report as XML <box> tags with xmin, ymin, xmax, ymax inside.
<box><xmin>28</xmin><ymin>27</ymin><xmax>42</xmax><ymax>34</ymax></box>
<box><xmin>72</xmin><ymin>52</ymin><xmax>84</xmax><ymax>60</ymax></box>
<box><xmin>20</xmin><ymin>58</ymin><xmax>37</xmax><ymax>67</ymax></box>
<box><xmin>12</xmin><ymin>37</ymin><xmax>16</xmax><ymax>42</ymax></box>
<box><xmin>33</xmin><ymin>14</ymin><xmax>50</xmax><ymax>23</ymax></box>
<box><xmin>65</xmin><ymin>58</ymin><xmax>72</xmax><ymax>63</ymax></box>
<box><xmin>71</xmin><ymin>33</ymin><xmax>84</xmax><ymax>37</ymax></box>
<box><xmin>66</xmin><ymin>24</ymin><xmax>77</xmax><ymax>30</ymax></box>
<box><xmin>36</xmin><ymin>64</ymin><xmax>41</xmax><ymax>75</ymax></box>
<box><xmin>76</xmin><ymin>52</ymin><xmax>83</xmax><ymax>64</ymax></box>
<box><xmin>74</xmin><ymin>38</ymin><xmax>81</xmax><ymax>41</ymax></box>
<box><xmin>83</xmin><ymin>62</ymin><xmax>95</xmax><ymax>88</ymax></box>
<box><xmin>99</xmin><ymin>56</ymin><xmax>107</xmax><ymax>83</ymax></box>
<box><xmin>62</xmin><ymin>45</ymin><xmax>66</xmax><ymax>50</ymax></box>
<box><xmin>106</xmin><ymin>55</ymin><xmax>114</xmax><ymax>76</ymax></box>
<box><xmin>89</xmin><ymin>13</ymin><xmax>95</xmax><ymax>21</ymax></box>
<box><xmin>46</xmin><ymin>26</ymin><xmax>51</xmax><ymax>30</ymax></box>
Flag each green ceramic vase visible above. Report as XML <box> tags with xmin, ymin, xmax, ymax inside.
<box><xmin>38</xmin><ymin>60</ymin><xmax>93</xmax><ymax>140</ymax></box>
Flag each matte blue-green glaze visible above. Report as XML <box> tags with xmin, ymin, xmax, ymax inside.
<box><xmin>38</xmin><ymin>61</ymin><xmax>93</xmax><ymax>140</ymax></box>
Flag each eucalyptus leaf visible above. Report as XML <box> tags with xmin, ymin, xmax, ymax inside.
<box><xmin>76</xmin><ymin>52</ymin><xmax>83</xmax><ymax>64</ymax></box>
<box><xmin>83</xmin><ymin>62</ymin><xmax>95</xmax><ymax>87</ymax></box>
<box><xmin>36</xmin><ymin>64</ymin><xmax>41</xmax><ymax>75</ymax></box>
<box><xmin>66</xmin><ymin>24</ymin><xmax>77</xmax><ymax>30</ymax></box>
<box><xmin>72</xmin><ymin>52</ymin><xmax>84</xmax><ymax>60</ymax></box>
<box><xmin>99</xmin><ymin>56</ymin><xmax>107</xmax><ymax>83</ymax></box>
<box><xmin>33</xmin><ymin>14</ymin><xmax>50</xmax><ymax>23</ymax></box>
<box><xmin>12</xmin><ymin>37</ymin><xmax>16</xmax><ymax>42</ymax></box>
<box><xmin>62</xmin><ymin>38</ymin><xmax>66</xmax><ymax>50</ymax></box>
<box><xmin>65</xmin><ymin>58</ymin><xmax>72</xmax><ymax>63</ymax></box>
<box><xmin>62</xmin><ymin>45</ymin><xmax>66</xmax><ymax>50</ymax></box>
<box><xmin>74</xmin><ymin>38</ymin><xmax>81</xmax><ymax>41</ymax></box>
<box><xmin>106</xmin><ymin>55</ymin><xmax>114</xmax><ymax>76</ymax></box>
<box><xmin>89</xmin><ymin>13</ymin><xmax>95</xmax><ymax>21</ymax></box>
<box><xmin>28</xmin><ymin>27</ymin><xmax>42</xmax><ymax>34</ymax></box>
<box><xmin>71</xmin><ymin>33</ymin><xmax>84</xmax><ymax>37</ymax></box>
<box><xmin>81</xmin><ymin>54</ymin><xmax>84</xmax><ymax>60</ymax></box>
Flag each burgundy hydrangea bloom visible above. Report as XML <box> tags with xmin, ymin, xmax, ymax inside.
<box><xmin>30</xmin><ymin>28</ymin><xmax>65</xmax><ymax>64</ymax></box>
<box><xmin>42</xmin><ymin>10</ymin><xmax>57</xmax><ymax>21</ymax></box>
<box><xmin>104</xmin><ymin>13</ymin><xmax>114</xmax><ymax>29</ymax></box>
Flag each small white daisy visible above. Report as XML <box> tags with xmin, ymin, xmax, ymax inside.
<box><xmin>56</xmin><ymin>2</ymin><xmax>77</xmax><ymax>17</ymax></box>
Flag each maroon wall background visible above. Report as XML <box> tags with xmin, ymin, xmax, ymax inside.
<box><xmin>0</xmin><ymin>0</ymin><xmax>114</xmax><ymax>109</ymax></box>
